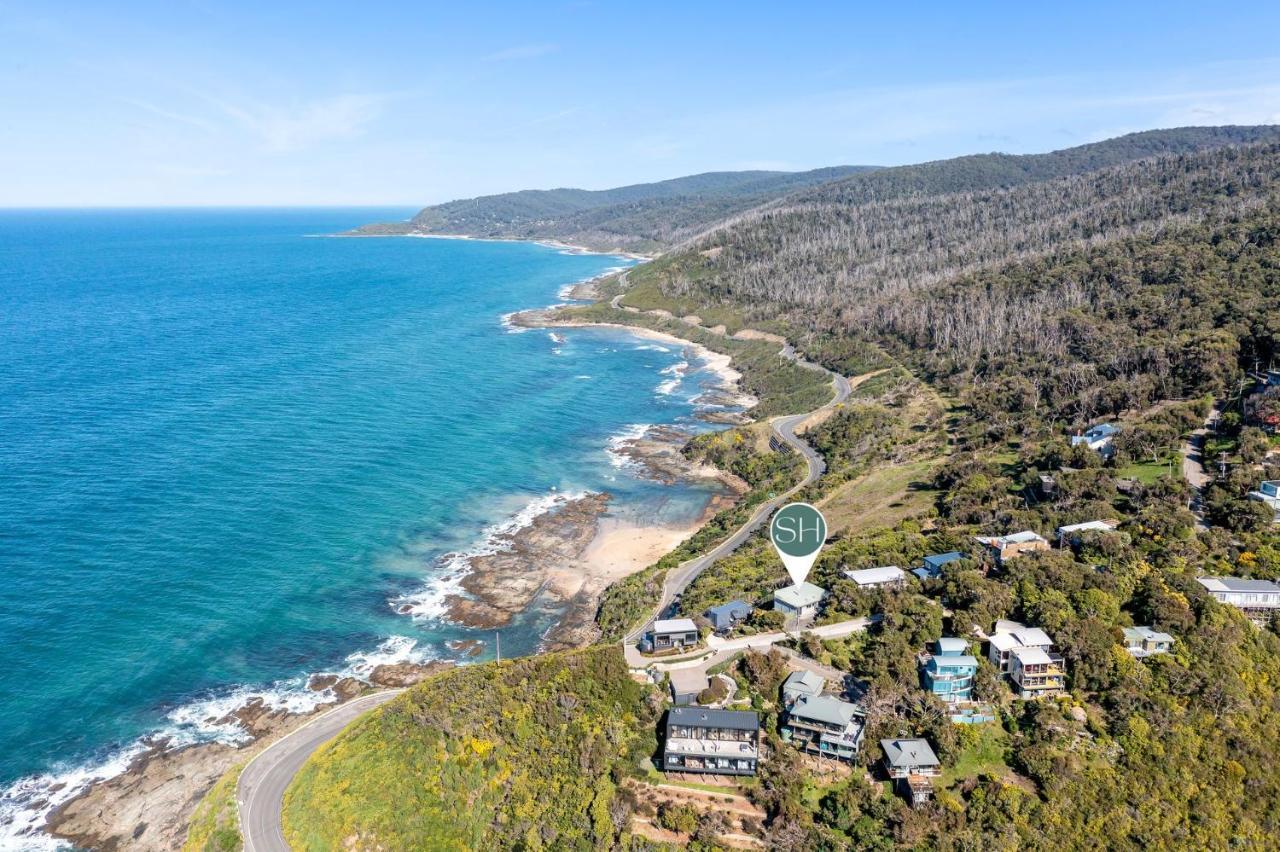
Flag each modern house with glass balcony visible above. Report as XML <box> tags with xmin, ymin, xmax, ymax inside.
<box><xmin>662</xmin><ymin>707</ymin><xmax>759</xmax><ymax>776</ymax></box>
<box><xmin>918</xmin><ymin>637</ymin><xmax>978</xmax><ymax>704</ymax></box>
<box><xmin>1009</xmin><ymin>646</ymin><xmax>1066</xmax><ymax>698</ymax></box>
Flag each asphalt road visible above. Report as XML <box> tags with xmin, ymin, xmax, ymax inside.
<box><xmin>238</xmin><ymin>689</ymin><xmax>404</xmax><ymax>852</ymax></box>
<box><xmin>624</xmin><ymin>349</ymin><xmax>853</xmax><ymax>661</ymax></box>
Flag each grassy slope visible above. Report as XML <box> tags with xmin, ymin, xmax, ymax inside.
<box><xmin>818</xmin><ymin>458</ymin><xmax>942</xmax><ymax>535</ymax></box>
<box><xmin>182</xmin><ymin>764</ymin><xmax>243</xmax><ymax>852</ymax></box>
<box><xmin>282</xmin><ymin>646</ymin><xmax>654</xmax><ymax>851</ymax></box>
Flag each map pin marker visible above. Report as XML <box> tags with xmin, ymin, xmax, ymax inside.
<box><xmin>770</xmin><ymin>502</ymin><xmax>827</xmax><ymax>586</ymax></box>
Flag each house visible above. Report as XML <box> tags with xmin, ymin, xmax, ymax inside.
<box><xmin>1009</xmin><ymin>646</ymin><xmax>1066</xmax><ymax>699</ymax></box>
<box><xmin>705</xmin><ymin>600</ymin><xmax>752</xmax><ymax>633</ymax></box>
<box><xmin>1070</xmin><ymin>422</ymin><xmax>1119</xmax><ymax>452</ymax></box>
<box><xmin>1197</xmin><ymin>576</ymin><xmax>1280</xmax><ymax>625</ymax></box>
<box><xmin>669</xmin><ymin>669</ymin><xmax>711</xmax><ymax>705</ymax></box>
<box><xmin>782</xmin><ymin>694</ymin><xmax>865</xmax><ymax>763</ymax></box>
<box><xmin>1056</xmin><ymin>519</ymin><xmax>1120</xmax><ymax>547</ymax></box>
<box><xmin>662</xmin><ymin>707</ymin><xmax>759</xmax><ymax>776</ymax></box>
<box><xmin>773</xmin><ymin>582</ymin><xmax>826</xmax><ymax>619</ymax></box>
<box><xmin>648</xmin><ymin>618</ymin><xmax>699</xmax><ymax>652</ymax></box>
<box><xmin>1247</xmin><ymin>481</ymin><xmax>1280</xmax><ymax>522</ymax></box>
<box><xmin>1122</xmin><ymin>626</ymin><xmax>1174</xmax><ymax>658</ymax></box>
<box><xmin>986</xmin><ymin>622</ymin><xmax>1054</xmax><ymax>673</ymax></box>
<box><xmin>843</xmin><ymin>565</ymin><xmax>907</xmax><ymax>590</ymax></box>
<box><xmin>1038</xmin><ymin>473</ymin><xmax>1058</xmax><ymax>498</ymax></box>
<box><xmin>781</xmin><ymin>669</ymin><xmax>825</xmax><ymax>704</ymax></box>
<box><xmin>880</xmin><ymin>738</ymin><xmax>941</xmax><ymax>807</ymax></box>
<box><xmin>919</xmin><ymin>638</ymin><xmax>979</xmax><ymax>704</ymax></box>
<box><xmin>913</xmin><ymin>551</ymin><xmax>965</xmax><ymax>581</ymax></box>
<box><xmin>975</xmin><ymin>531</ymin><xmax>1050</xmax><ymax>564</ymax></box>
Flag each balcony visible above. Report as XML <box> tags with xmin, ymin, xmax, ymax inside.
<box><xmin>665</xmin><ymin>737</ymin><xmax>759</xmax><ymax>761</ymax></box>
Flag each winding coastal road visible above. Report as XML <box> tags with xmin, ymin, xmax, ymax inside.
<box><xmin>238</xmin><ymin>690</ymin><xmax>403</xmax><ymax>852</ymax></box>
<box><xmin>623</xmin><ymin>335</ymin><xmax>853</xmax><ymax>663</ymax></box>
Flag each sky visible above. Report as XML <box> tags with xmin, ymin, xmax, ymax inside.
<box><xmin>3</xmin><ymin>1</ymin><xmax>1280</xmax><ymax>206</ymax></box>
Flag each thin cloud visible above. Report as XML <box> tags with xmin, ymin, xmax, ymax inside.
<box><xmin>483</xmin><ymin>43</ymin><xmax>558</xmax><ymax>62</ymax></box>
<box><xmin>205</xmin><ymin>92</ymin><xmax>390</xmax><ymax>153</ymax></box>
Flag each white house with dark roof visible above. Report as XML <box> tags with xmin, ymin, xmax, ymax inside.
<box><xmin>773</xmin><ymin>582</ymin><xmax>826</xmax><ymax>619</ymax></box>
<box><xmin>663</xmin><ymin>707</ymin><xmax>759</xmax><ymax>776</ymax></box>
<box><xmin>843</xmin><ymin>565</ymin><xmax>907</xmax><ymax>589</ymax></box>
<box><xmin>1197</xmin><ymin>577</ymin><xmax>1280</xmax><ymax>624</ymax></box>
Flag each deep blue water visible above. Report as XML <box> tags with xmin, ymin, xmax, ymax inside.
<box><xmin>0</xmin><ymin>209</ymin><xmax>727</xmax><ymax>844</ymax></box>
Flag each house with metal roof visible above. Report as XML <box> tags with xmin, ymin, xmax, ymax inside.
<box><xmin>1070</xmin><ymin>422</ymin><xmax>1119</xmax><ymax>452</ymax></box>
<box><xmin>773</xmin><ymin>582</ymin><xmax>826</xmax><ymax>619</ymax></box>
<box><xmin>881</xmin><ymin>738</ymin><xmax>941</xmax><ymax>807</ymax></box>
<box><xmin>1056</xmin><ymin>519</ymin><xmax>1120</xmax><ymax>546</ymax></box>
<box><xmin>843</xmin><ymin>565</ymin><xmax>907</xmax><ymax>589</ymax></box>
<box><xmin>781</xmin><ymin>669</ymin><xmax>825</xmax><ymax>704</ymax></box>
<box><xmin>647</xmin><ymin>618</ymin><xmax>699</xmax><ymax>652</ymax></box>
<box><xmin>1009</xmin><ymin>646</ymin><xmax>1066</xmax><ymax>699</ymax></box>
<box><xmin>663</xmin><ymin>707</ymin><xmax>759</xmax><ymax>776</ymax></box>
<box><xmin>1122</xmin><ymin>626</ymin><xmax>1174</xmax><ymax>658</ymax></box>
<box><xmin>976</xmin><ymin>530</ymin><xmax>1050</xmax><ymax>564</ymax></box>
<box><xmin>913</xmin><ymin>551</ymin><xmax>965</xmax><ymax>581</ymax></box>
<box><xmin>919</xmin><ymin>638</ymin><xmax>978</xmax><ymax>704</ymax></box>
<box><xmin>669</xmin><ymin>669</ymin><xmax>711</xmax><ymax>706</ymax></box>
<box><xmin>1247</xmin><ymin>481</ymin><xmax>1280</xmax><ymax>522</ymax></box>
<box><xmin>705</xmin><ymin>600</ymin><xmax>752</xmax><ymax>633</ymax></box>
<box><xmin>1197</xmin><ymin>576</ymin><xmax>1280</xmax><ymax>624</ymax></box>
<box><xmin>782</xmin><ymin>694</ymin><xmax>865</xmax><ymax>763</ymax></box>
<box><xmin>987</xmin><ymin>622</ymin><xmax>1054</xmax><ymax>673</ymax></box>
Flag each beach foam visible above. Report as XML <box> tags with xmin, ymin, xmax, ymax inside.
<box><xmin>391</xmin><ymin>489</ymin><xmax>589</xmax><ymax>620</ymax></box>
<box><xmin>0</xmin><ymin>632</ymin><xmax>436</xmax><ymax>849</ymax></box>
<box><xmin>606</xmin><ymin>423</ymin><xmax>652</xmax><ymax>469</ymax></box>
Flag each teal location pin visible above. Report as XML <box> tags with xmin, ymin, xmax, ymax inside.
<box><xmin>770</xmin><ymin>502</ymin><xmax>827</xmax><ymax>585</ymax></box>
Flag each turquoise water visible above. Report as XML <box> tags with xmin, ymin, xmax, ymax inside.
<box><xmin>0</xmin><ymin>210</ymin><xmax>729</xmax><ymax>844</ymax></box>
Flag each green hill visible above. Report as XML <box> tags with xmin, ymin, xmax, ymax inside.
<box><xmin>351</xmin><ymin>165</ymin><xmax>877</xmax><ymax>252</ymax></box>
<box><xmin>282</xmin><ymin>646</ymin><xmax>657</xmax><ymax>851</ymax></box>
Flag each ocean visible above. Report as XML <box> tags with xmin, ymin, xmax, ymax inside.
<box><xmin>0</xmin><ymin>209</ymin><xmax>731</xmax><ymax>845</ymax></box>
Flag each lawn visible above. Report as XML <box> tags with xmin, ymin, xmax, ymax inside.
<box><xmin>1115</xmin><ymin>455</ymin><xmax>1180</xmax><ymax>484</ymax></box>
<box><xmin>819</xmin><ymin>458</ymin><xmax>941</xmax><ymax>534</ymax></box>
<box><xmin>938</xmin><ymin>724</ymin><xmax>1012</xmax><ymax>789</ymax></box>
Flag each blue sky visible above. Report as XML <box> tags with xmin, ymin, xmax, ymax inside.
<box><xmin>3</xmin><ymin>1</ymin><xmax>1279</xmax><ymax>206</ymax></box>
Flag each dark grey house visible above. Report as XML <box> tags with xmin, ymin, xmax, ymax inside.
<box><xmin>705</xmin><ymin>600</ymin><xmax>752</xmax><ymax>632</ymax></box>
<box><xmin>662</xmin><ymin>707</ymin><xmax>760</xmax><ymax>776</ymax></box>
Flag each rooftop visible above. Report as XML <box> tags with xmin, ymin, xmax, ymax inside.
<box><xmin>668</xmin><ymin>707</ymin><xmax>759</xmax><ymax>732</ymax></box>
<box><xmin>935</xmin><ymin>637</ymin><xmax>969</xmax><ymax>655</ymax></box>
<box><xmin>922</xmin><ymin>551</ymin><xmax>965</xmax><ymax>569</ymax></box>
<box><xmin>653</xmin><ymin>617</ymin><xmax>698</xmax><ymax>634</ymax></box>
<box><xmin>706</xmin><ymin>600</ymin><xmax>751</xmax><ymax>618</ymax></box>
<box><xmin>782</xmin><ymin>669</ymin><xmax>825</xmax><ymax>699</ymax></box>
<box><xmin>1057</xmin><ymin>520</ymin><xmax>1119</xmax><ymax>536</ymax></box>
<box><xmin>774</xmin><ymin>581</ymin><xmax>826</xmax><ymax>608</ymax></box>
<box><xmin>1198</xmin><ymin>576</ymin><xmax>1280</xmax><ymax>594</ymax></box>
<box><xmin>789</xmin><ymin>694</ymin><xmax>862</xmax><ymax>728</ymax></box>
<box><xmin>1123</xmin><ymin>625</ymin><xmax>1174</xmax><ymax>644</ymax></box>
<box><xmin>844</xmin><ymin>565</ymin><xmax>906</xmax><ymax>586</ymax></box>
<box><xmin>1012</xmin><ymin>646</ymin><xmax>1054</xmax><ymax>666</ymax></box>
<box><xmin>669</xmin><ymin>669</ymin><xmax>710</xmax><ymax>696</ymax></box>
<box><xmin>989</xmin><ymin>625</ymin><xmax>1054</xmax><ymax>651</ymax></box>
<box><xmin>881</xmin><ymin>738</ymin><xmax>940</xmax><ymax>769</ymax></box>
<box><xmin>977</xmin><ymin>530</ymin><xmax>1048</xmax><ymax>547</ymax></box>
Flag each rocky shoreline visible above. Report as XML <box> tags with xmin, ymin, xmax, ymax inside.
<box><xmin>45</xmin><ymin>659</ymin><xmax>453</xmax><ymax>850</ymax></box>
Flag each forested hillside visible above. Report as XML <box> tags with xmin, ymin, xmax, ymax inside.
<box><xmin>351</xmin><ymin>165</ymin><xmax>876</xmax><ymax>252</ymax></box>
